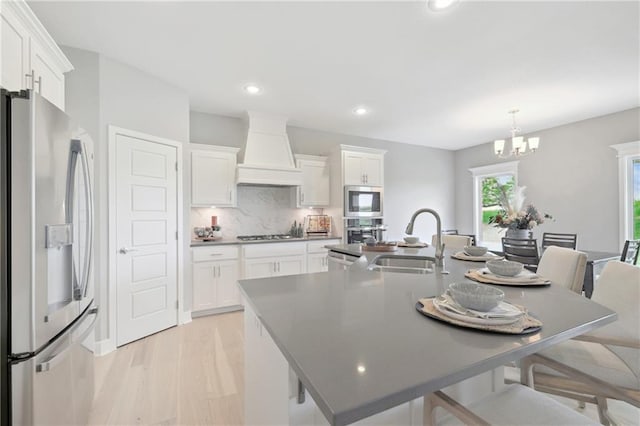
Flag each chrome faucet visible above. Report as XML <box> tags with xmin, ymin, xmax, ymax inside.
<box><xmin>405</xmin><ymin>208</ymin><xmax>445</xmax><ymax>267</ymax></box>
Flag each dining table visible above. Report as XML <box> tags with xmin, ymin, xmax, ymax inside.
<box><xmin>239</xmin><ymin>244</ymin><xmax>618</xmax><ymax>426</ymax></box>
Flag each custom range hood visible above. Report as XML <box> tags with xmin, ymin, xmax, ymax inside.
<box><xmin>236</xmin><ymin>111</ymin><xmax>303</xmax><ymax>186</ymax></box>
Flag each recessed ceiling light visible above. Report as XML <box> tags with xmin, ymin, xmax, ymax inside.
<box><xmin>353</xmin><ymin>107</ymin><xmax>369</xmax><ymax>116</ymax></box>
<box><xmin>244</xmin><ymin>84</ymin><xmax>261</xmax><ymax>95</ymax></box>
<box><xmin>427</xmin><ymin>0</ymin><xmax>458</xmax><ymax>11</ymax></box>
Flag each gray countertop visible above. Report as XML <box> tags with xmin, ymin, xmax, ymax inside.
<box><xmin>238</xmin><ymin>248</ymin><xmax>617</xmax><ymax>426</ymax></box>
<box><xmin>190</xmin><ymin>235</ymin><xmax>341</xmax><ymax>247</ymax></box>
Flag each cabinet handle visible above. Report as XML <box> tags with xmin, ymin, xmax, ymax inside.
<box><xmin>217</xmin><ymin>265</ymin><xmax>221</xmax><ymax>277</ymax></box>
<box><xmin>210</xmin><ymin>253</ymin><xmax>223</xmax><ymax>256</ymax></box>
<box><xmin>301</xmin><ymin>192</ymin><xmax>304</xmax><ymax>202</ymax></box>
<box><xmin>228</xmin><ymin>189</ymin><xmax>232</xmax><ymax>201</ymax></box>
<box><xmin>35</xmin><ymin>75</ymin><xmax>42</xmax><ymax>93</ymax></box>
<box><xmin>277</xmin><ymin>262</ymin><xmax>280</xmax><ymax>273</ymax></box>
<box><xmin>364</xmin><ymin>174</ymin><xmax>368</xmax><ymax>184</ymax></box>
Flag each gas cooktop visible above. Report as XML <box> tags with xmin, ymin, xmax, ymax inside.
<box><xmin>236</xmin><ymin>234</ymin><xmax>294</xmax><ymax>241</ymax></box>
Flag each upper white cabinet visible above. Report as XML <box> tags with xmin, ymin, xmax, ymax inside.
<box><xmin>341</xmin><ymin>146</ymin><xmax>386</xmax><ymax>186</ymax></box>
<box><xmin>0</xmin><ymin>0</ymin><xmax>73</xmax><ymax>110</ymax></box>
<box><xmin>190</xmin><ymin>144</ymin><xmax>240</xmax><ymax>207</ymax></box>
<box><xmin>295</xmin><ymin>154</ymin><xmax>330</xmax><ymax>207</ymax></box>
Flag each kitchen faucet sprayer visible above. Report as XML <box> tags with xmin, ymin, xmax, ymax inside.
<box><xmin>405</xmin><ymin>208</ymin><xmax>445</xmax><ymax>267</ymax></box>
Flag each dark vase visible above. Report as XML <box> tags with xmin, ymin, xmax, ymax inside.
<box><xmin>506</xmin><ymin>229</ymin><xmax>532</xmax><ymax>239</ymax></box>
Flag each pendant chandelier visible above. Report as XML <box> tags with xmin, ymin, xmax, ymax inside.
<box><xmin>494</xmin><ymin>109</ymin><xmax>540</xmax><ymax>158</ymax></box>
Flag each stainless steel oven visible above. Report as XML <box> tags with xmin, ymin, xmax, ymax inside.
<box><xmin>344</xmin><ymin>186</ymin><xmax>383</xmax><ymax>218</ymax></box>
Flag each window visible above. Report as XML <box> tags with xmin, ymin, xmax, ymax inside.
<box><xmin>469</xmin><ymin>161</ymin><xmax>519</xmax><ymax>248</ymax></box>
<box><xmin>611</xmin><ymin>141</ymin><xmax>640</xmax><ymax>246</ymax></box>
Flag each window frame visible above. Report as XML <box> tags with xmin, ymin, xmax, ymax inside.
<box><xmin>468</xmin><ymin>161</ymin><xmax>519</xmax><ymax>248</ymax></box>
<box><xmin>611</xmin><ymin>141</ymin><xmax>640</xmax><ymax>245</ymax></box>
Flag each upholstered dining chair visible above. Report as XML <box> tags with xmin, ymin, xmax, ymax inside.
<box><xmin>432</xmin><ymin>234</ymin><xmax>473</xmax><ymax>251</ymax></box>
<box><xmin>620</xmin><ymin>239</ymin><xmax>640</xmax><ymax>265</ymax></box>
<box><xmin>536</xmin><ymin>246</ymin><xmax>587</xmax><ymax>293</ymax></box>
<box><xmin>520</xmin><ymin>261</ymin><xmax>640</xmax><ymax>425</ymax></box>
<box><xmin>542</xmin><ymin>232</ymin><xmax>578</xmax><ymax>249</ymax></box>
<box><xmin>502</xmin><ymin>237</ymin><xmax>540</xmax><ymax>270</ymax></box>
<box><xmin>423</xmin><ymin>383</ymin><xmax>599</xmax><ymax>425</ymax></box>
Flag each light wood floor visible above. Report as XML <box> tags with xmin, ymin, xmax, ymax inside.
<box><xmin>89</xmin><ymin>312</ymin><xmax>244</xmax><ymax>425</ymax></box>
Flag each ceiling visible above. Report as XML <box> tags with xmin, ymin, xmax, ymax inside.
<box><xmin>29</xmin><ymin>1</ymin><xmax>639</xmax><ymax>150</ymax></box>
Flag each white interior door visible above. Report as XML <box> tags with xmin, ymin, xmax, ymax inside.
<box><xmin>115</xmin><ymin>133</ymin><xmax>178</xmax><ymax>346</ymax></box>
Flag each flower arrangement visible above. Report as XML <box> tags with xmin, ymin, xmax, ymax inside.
<box><xmin>489</xmin><ymin>186</ymin><xmax>552</xmax><ymax>230</ymax></box>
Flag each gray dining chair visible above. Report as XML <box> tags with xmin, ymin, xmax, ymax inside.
<box><xmin>621</xmin><ymin>239</ymin><xmax>640</xmax><ymax>265</ymax></box>
<box><xmin>502</xmin><ymin>237</ymin><xmax>539</xmax><ymax>270</ymax></box>
<box><xmin>520</xmin><ymin>261</ymin><xmax>640</xmax><ymax>425</ymax></box>
<box><xmin>541</xmin><ymin>232</ymin><xmax>577</xmax><ymax>249</ymax></box>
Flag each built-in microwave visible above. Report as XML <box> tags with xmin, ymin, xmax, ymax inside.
<box><xmin>344</xmin><ymin>185</ymin><xmax>383</xmax><ymax>217</ymax></box>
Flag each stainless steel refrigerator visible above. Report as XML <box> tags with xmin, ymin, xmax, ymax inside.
<box><xmin>1</xmin><ymin>88</ymin><xmax>97</xmax><ymax>425</ymax></box>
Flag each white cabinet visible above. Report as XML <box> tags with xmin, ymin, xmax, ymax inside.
<box><xmin>244</xmin><ymin>302</ymin><xmax>289</xmax><ymax>426</ymax></box>
<box><xmin>190</xmin><ymin>144</ymin><xmax>239</xmax><ymax>207</ymax></box>
<box><xmin>307</xmin><ymin>239</ymin><xmax>341</xmax><ymax>273</ymax></box>
<box><xmin>0</xmin><ymin>0</ymin><xmax>73</xmax><ymax>110</ymax></box>
<box><xmin>191</xmin><ymin>245</ymin><xmax>240</xmax><ymax>313</ymax></box>
<box><xmin>342</xmin><ymin>147</ymin><xmax>385</xmax><ymax>186</ymax></box>
<box><xmin>242</xmin><ymin>242</ymin><xmax>307</xmax><ymax>279</ymax></box>
<box><xmin>295</xmin><ymin>154</ymin><xmax>330</xmax><ymax>207</ymax></box>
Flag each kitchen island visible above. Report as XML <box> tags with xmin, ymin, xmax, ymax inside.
<box><xmin>239</xmin><ymin>245</ymin><xmax>616</xmax><ymax>426</ymax></box>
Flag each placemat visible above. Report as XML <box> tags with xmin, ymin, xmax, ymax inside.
<box><xmin>397</xmin><ymin>242</ymin><xmax>429</xmax><ymax>248</ymax></box>
<box><xmin>465</xmin><ymin>269</ymin><xmax>551</xmax><ymax>286</ymax></box>
<box><xmin>451</xmin><ymin>251</ymin><xmax>503</xmax><ymax>262</ymax></box>
<box><xmin>416</xmin><ymin>298</ymin><xmax>542</xmax><ymax>335</ymax></box>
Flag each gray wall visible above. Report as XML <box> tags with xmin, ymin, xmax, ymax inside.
<box><xmin>454</xmin><ymin>108</ymin><xmax>640</xmax><ymax>252</ymax></box>
<box><xmin>63</xmin><ymin>46</ymin><xmax>190</xmax><ymax>344</ymax></box>
<box><xmin>190</xmin><ymin>111</ymin><xmax>457</xmax><ymax>241</ymax></box>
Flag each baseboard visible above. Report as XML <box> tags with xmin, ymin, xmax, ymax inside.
<box><xmin>95</xmin><ymin>338</ymin><xmax>116</xmax><ymax>356</ymax></box>
<box><xmin>179</xmin><ymin>310</ymin><xmax>193</xmax><ymax>325</ymax></box>
<box><xmin>191</xmin><ymin>305</ymin><xmax>244</xmax><ymax>318</ymax></box>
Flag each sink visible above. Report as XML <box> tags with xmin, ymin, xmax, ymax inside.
<box><xmin>368</xmin><ymin>255</ymin><xmax>435</xmax><ymax>274</ymax></box>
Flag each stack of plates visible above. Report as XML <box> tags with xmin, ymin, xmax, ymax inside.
<box><xmin>432</xmin><ymin>294</ymin><xmax>524</xmax><ymax>325</ymax></box>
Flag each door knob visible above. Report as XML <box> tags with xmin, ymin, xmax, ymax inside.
<box><xmin>119</xmin><ymin>247</ymin><xmax>138</xmax><ymax>254</ymax></box>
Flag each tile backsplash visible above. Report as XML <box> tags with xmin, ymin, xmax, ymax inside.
<box><xmin>190</xmin><ymin>186</ymin><xmax>323</xmax><ymax>239</ymax></box>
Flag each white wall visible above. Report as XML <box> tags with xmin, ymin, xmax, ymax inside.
<box><xmin>190</xmin><ymin>111</ymin><xmax>457</xmax><ymax>242</ymax></box>
<box><xmin>63</xmin><ymin>46</ymin><xmax>190</xmax><ymax>347</ymax></box>
<box><xmin>454</xmin><ymin>107</ymin><xmax>640</xmax><ymax>252</ymax></box>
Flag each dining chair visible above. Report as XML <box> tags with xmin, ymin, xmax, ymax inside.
<box><xmin>433</xmin><ymin>234</ymin><xmax>473</xmax><ymax>251</ymax></box>
<box><xmin>536</xmin><ymin>246</ymin><xmax>587</xmax><ymax>293</ymax></box>
<box><xmin>620</xmin><ymin>239</ymin><xmax>640</xmax><ymax>265</ymax></box>
<box><xmin>423</xmin><ymin>383</ymin><xmax>599</xmax><ymax>425</ymax></box>
<box><xmin>542</xmin><ymin>232</ymin><xmax>577</xmax><ymax>249</ymax></box>
<box><xmin>501</xmin><ymin>237</ymin><xmax>540</xmax><ymax>270</ymax></box>
<box><xmin>520</xmin><ymin>261</ymin><xmax>640</xmax><ymax>425</ymax></box>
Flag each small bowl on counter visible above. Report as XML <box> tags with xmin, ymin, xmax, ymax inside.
<box><xmin>486</xmin><ymin>260</ymin><xmax>523</xmax><ymax>277</ymax></box>
<box><xmin>403</xmin><ymin>236</ymin><xmax>420</xmax><ymax>244</ymax></box>
<box><xmin>463</xmin><ymin>245</ymin><xmax>488</xmax><ymax>256</ymax></box>
<box><xmin>448</xmin><ymin>282</ymin><xmax>504</xmax><ymax>312</ymax></box>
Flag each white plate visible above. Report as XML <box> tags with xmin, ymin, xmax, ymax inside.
<box><xmin>433</xmin><ymin>296</ymin><xmax>522</xmax><ymax>325</ymax></box>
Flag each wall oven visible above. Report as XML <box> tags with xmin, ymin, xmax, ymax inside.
<box><xmin>344</xmin><ymin>186</ymin><xmax>383</xmax><ymax>218</ymax></box>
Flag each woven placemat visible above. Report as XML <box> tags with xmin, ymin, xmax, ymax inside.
<box><xmin>416</xmin><ymin>298</ymin><xmax>542</xmax><ymax>334</ymax></box>
<box><xmin>465</xmin><ymin>269</ymin><xmax>551</xmax><ymax>286</ymax></box>
<box><xmin>451</xmin><ymin>251</ymin><xmax>504</xmax><ymax>262</ymax></box>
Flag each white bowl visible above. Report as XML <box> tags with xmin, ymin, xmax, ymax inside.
<box><xmin>464</xmin><ymin>246</ymin><xmax>488</xmax><ymax>256</ymax></box>
<box><xmin>448</xmin><ymin>282</ymin><xmax>504</xmax><ymax>312</ymax></box>
<box><xmin>486</xmin><ymin>260</ymin><xmax>524</xmax><ymax>277</ymax></box>
<box><xmin>404</xmin><ymin>236</ymin><xmax>420</xmax><ymax>244</ymax></box>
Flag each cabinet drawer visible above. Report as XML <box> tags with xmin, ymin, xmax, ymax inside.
<box><xmin>192</xmin><ymin>245</ymin><xmax>239</xmax><ymax>262</ymax></box>
<box><xmin>243</xmin><ymin>242</ymin><xmax>306</xmax><ymax>259</ymax></box>
<box><xmin>307</xmin><ymin>239</ymin><xmax>341</xmax><ymax>253</ymax></box>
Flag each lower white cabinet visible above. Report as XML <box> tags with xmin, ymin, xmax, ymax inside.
<box><xmin>307</xmin><ymin>239</ymin><xmax>341</xmax><ymax>273</ymax></box>
<box><xmin>191</xmin><ymin>246</ymin><xmax>240</xmax><ymax>313</ymax></box>
<box><xmin>243</xmin><ymin>242</ymin><xmax>307</xmax><ymax>279</ymax></box>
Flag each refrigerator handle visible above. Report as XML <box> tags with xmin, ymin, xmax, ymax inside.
<box><xmin>78</xmin><ymin>140</ymin><xmax>93</xmax><ymax>298</ymax></box>
<box><xmin>35</xmin><ymin>305</ymin><xmax>98</xmax><ymax>373</ymax></box>
<box><xmin>65</xmin><ymin>141</ymin><xmax>81</xmax><ymax>297</ymax></box>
